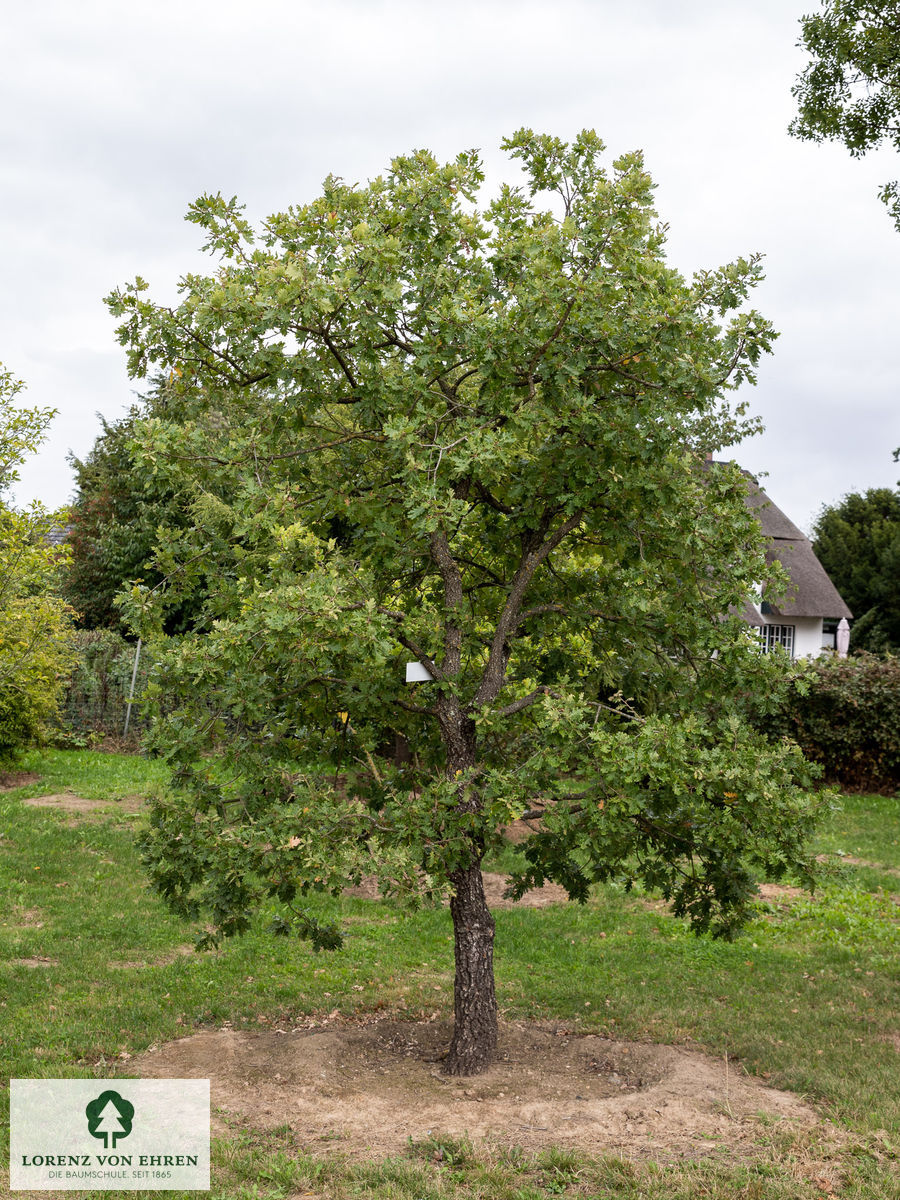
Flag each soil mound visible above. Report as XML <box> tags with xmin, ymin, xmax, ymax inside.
<box><xmin>132</xmin><ymin>1018</ymin><xmax>823</xmax><ymax>1161</ymax></box>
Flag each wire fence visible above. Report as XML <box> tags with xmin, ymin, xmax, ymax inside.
<box><xmin>59</xmin><ymin>629</ymin><xmax>154</xmax><ymax>744</ymax></box>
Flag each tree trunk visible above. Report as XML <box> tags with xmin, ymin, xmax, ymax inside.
<box><xmin>435</xmin><ymin>698</ymin><xmax>498</xmax><ymax>1074</ymax></box>
<box><xmin>443</xmin><ymin>861</ymin><xmax>498</xmax><ymax>1075</ymax></box>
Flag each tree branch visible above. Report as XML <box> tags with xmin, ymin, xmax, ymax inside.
<box><xmin>475</xmin><ymin>509</ymin><xmax>585</xmax><ymax>706</ymax></box>
<box><xmin>429</xmin><ymin>528</ymin><xmax>464</xmax><ymax>676</ymax></box>
<box><xmin>495</xmin><ymin>686</ymin><xmax>554</xmax><ymax>718</ymax></box>
<box><xmin>321</xmin><ymin>327</ymin><xmax>359</xmax><ymax>390</ymax></box>
<box><xmin>339</xmin><ymin>601</ymin><xmax>445</xmax><ymax>682</ymax></box>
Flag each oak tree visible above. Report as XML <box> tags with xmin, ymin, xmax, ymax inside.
<box><xmin>791</xmin><ymin>1</ymin><xmax>900</xmax><ymax>230</ymax></box>
<box><xmin>109</xmin><ymin>132</ymin><xmax>824</xmax><ymax>1075</ymax></box>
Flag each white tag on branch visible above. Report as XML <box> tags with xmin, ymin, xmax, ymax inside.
<box><xmin>405</xmin><ymin>661</ymin><xmax>434</xmax><ymax>682</ymax></box>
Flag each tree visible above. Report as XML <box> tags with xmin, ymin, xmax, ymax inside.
<box><xmin>109</xmin><ymin>131</ymin><xmax>825</xmax><ymax>1075</ymax></box>
<box><xmin>790</xmin><ymin>1</ymin><xmax>900</xmax><ymax>230</ymax></box>
<box><xmin>0</xmin><ymin>365</ymin><xmax>75</xmax><ymax>763</ymax></box>
<box><xmin>812</xmin><ymin>486</ymin><xmax>900</xmax><ymax>651</ymax></box>
<box><xmin>64</xmin><ymin>399</ymin><xmax>196</xmax><ymax>633</ymax></box>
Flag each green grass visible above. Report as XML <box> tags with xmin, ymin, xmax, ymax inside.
<box><xmin>1</xmin><ymin>752</ymin><xmax>897</xmax><ymax>1198</ymax></box>
<box><xmin>9</xmin><ymin>746</ymin><xmax>170</xmax><ymax>800</ymax></box>
<box><xmin>808</xmin><ymin>792</ymin><xmax>900</xmax><ymax>870</ymax></box>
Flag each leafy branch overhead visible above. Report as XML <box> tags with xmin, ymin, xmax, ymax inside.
<box><xmin>108</xmin><ymin>130</ymin><xmax>825</xmax><ymax>1074</ymax></box>
<box><xmin>791</xmin><ymin>1</ymin><xmax>900</xmax><ymax>230</ymax></box>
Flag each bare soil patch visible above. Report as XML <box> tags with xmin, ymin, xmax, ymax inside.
<box><xmin>21</xmin><ymin>793</ymin><xmax>144</xmax><ymax>815</ymax></box>
<box><xmin>109</xmin><ymin>945</ymin><xmax>195</xmax><ymax>969</ymax></box>
<box><xmin>4</xmin><ymin>906</ymin><xmax>44</xmax><ymax>929</ymax></box>
<box><xmin>481</xmin><ymin>872</ymin><xmax>569</xmax><ymax>908</ymax></box>
<box><xmin>132</xmin><ymin>1018</ymin><xmax>826</xmax><ymax>1162</ymax></box>
<box><xmin>344</xmin><ymin>872</ymin><xmax>569</xmax><ymax>908</ymax></box>
<box><xmin>11</xmin><ymin>956</ymin><xmax>58</xmax><ymax>968</ymax></box>
<box><xmin>755</xmin><ymin>882</ymin><xmax>808</xmax><ymax>903</ymax></box>
<box><xmin>0</xmin><ymin>770</ymin><xmax>42</xmax><ymax>791</ymax></box>
<box><xmin>501</xmin><ymin>819</ymin><xmax>541</xmax><ymax>844</ymax></box>
<box><xmin>833</xmin><ymin>854</ymin><xmax>900</xmax><ymax>878</ymax></box>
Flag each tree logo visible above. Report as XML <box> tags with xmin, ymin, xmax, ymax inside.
<box><xmin>85</xmin><ymin>1090</ymin><xmax>134</xmax><ymax>1149</ymax></box>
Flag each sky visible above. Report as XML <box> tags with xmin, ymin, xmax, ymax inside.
<box><xmin>2</xmin><ymin>0</ymin><xmax>898</xmax><ymax>536</ymax></box>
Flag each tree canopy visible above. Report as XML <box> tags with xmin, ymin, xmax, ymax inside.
<box><xmin>109</xmin><ymin>130</ymin><xmax>824</xmax><ymax>1074</ymax></box>
<box><xmin>0</xmin><ymin>364</ymin><xmax>75</xmax><ymax>762</ymax></box>
<box><xmin>812</xmin><ymin>485</ymin><xmax>900</xmax><ymax>652</ymax></box>
<box><xmin>64</xmin><ymin>400</ymin><xmax>195</xmax><ymax>633</ymax></box>
<box><xmin>791</xmin><ymin>1</ymin><xmax>900</xmax><ymax>230</ymax></box>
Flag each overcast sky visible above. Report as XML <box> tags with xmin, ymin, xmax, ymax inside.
<box><xmin>3</xmin><ymin>0</ymin><xmax>898</xmax><ymax>535</ymax></box>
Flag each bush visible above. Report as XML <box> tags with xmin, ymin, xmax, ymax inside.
<box><xmin>0</xmin><ymin>537</ymin><xmax>76</xmax><ymax>766</ymax></box>
<box><xmin>0</xmin><ymin>363</ymin><xmax>77</xmax><ymax>764</ymax></box>
<box><xmin>0</xmin><ymin>681</ymin><xmax>47</xmax><ymax>763</ymax></box>
<box><xmin>765</xmin><ymin>653</ymin><xmax>900</xmax><ymax>792</ymax></box>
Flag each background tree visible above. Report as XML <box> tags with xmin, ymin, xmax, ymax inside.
<box><xmin>790</xmin><ymin>1</ymin><xmax>900</xmax><ymax>230</ymax></box>
<box><xmin>0</xmin><ymin>364</ymin><xmax>75</xmax><ymax>763</ymax></box>
<box><xmin>109</xmin><ymin>131</ymin><xmax>825</xmax><ymax>1075</ymax></box>
<box><xmin>64</xmin><ymin>395</ymin><xmax>196</xmax><ymax>633</ymax></box>
<box><xmin>812</xmin><ymin>486</ymin><xmax>900</xmax><ymax>652</ymax></box>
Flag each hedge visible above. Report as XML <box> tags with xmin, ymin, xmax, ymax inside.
<box><xmin>763</xmin><ymin>653</ymin><xmax>900</xmax><ymax>792</ymax></box>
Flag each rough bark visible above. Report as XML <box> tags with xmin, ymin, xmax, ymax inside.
<box><xmin>436</xmin><ymin>695</ymin><xmax>498</xmax><ymax>1075</ymax></box>
<box><xmin>444</xmin><ymin>861</ymin><xmax>498</xmax><ymax>1075</ymax></box>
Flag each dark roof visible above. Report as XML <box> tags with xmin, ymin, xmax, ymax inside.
<box><xmin>44</xmin><ymin>523</ymin><xmax>73</xmax><ymax>547</ymax></box>
<box><xmin>742</xmin><ymin>476</ymin><xmax>852</xmax><ymax>620</ymax></box>
<box><xmin>763</xmin><ymin>539</ymin><xmax>853</xmax><ymax>619</ymax></box>
<box><xmin>743</xmin><ymin>480</ymin><xmax>806</xmax><ymax>540</ymax></box>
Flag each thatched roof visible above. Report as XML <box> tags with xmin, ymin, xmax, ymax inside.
<box><xmin>742</xmin><ymin>477</ymin><xmax>852</xmax><ymax>620</ymax></box>
<box><xmin>738</xmin><ymin>599</ymin><xmax>765</xmax><ymax>627</ymax></box>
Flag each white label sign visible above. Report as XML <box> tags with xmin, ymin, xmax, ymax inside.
<box><xmin>10</xmin><ymin>1079</ymin><xmax>210</xmax><ymax>1191</ymax></box>
<box><xmin>405</xmin><ymin>661</ymin><xmax>434</xmax><ymax>682</ymax></box>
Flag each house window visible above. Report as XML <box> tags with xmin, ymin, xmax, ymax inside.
<box><xmin>821</xmin><ymin>619</ymin><xmax>837</xmax><ymax>651</ymax></box>
<box><xmin>761</xmin><ymin>624</ymin><xmax>795</xmax><ymax>655</ymax></box>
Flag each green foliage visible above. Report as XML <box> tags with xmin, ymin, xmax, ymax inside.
<box><xmin>509</xmin><ymin>711</ymin><xmax>824</xmax><ymax>939</ymax></box>
<box><xmin>0</xmin><ymin>364</ymin><xmax>76</xmax><ymax>764</ymax></box>
<box><xmin>63</xmin><ymin>400</ymin><xmax>196</xmax><ymax>633</ymax></box>
<box><xmin>107</xmin><ymin>132</ymin><xmax>823</xmax><ymax>1032</ymax></box>
<box><xmin>790</xmin><ymin>1</ymin><xmax>900</xmax><ymax>230</ymax></box>
<box><xmin>760</xmin><ymin>653</ymin><xmax>900</xmax><ymax>791</ymax></box>
<box><xmin>811</xmin><ymin>486</ymin><xmax>900</xmax><ymax>652</ymax></box>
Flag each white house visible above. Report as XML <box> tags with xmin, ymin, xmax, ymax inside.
<box><xmin>741</xmin><ymin>475</ymin><xmax>852</xmax><ymax>659</ymax></box>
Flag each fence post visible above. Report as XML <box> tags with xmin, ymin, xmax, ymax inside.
<box><xmin>123</xmin><ymin>638</ymin><xmax>142</xmax><ymax>737</ymax></box>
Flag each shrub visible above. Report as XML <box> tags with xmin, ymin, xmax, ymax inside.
<box><xmin>0</xmin><ymin>679</ymin><xmax>47</xmax><ymax>762</ymax></box>
<box><xmin>765</xmin><ymin>653</ymin><xmax>900</xmax><ymax>792</ymax></box>
<box><xmin>0</xmin><ymin>364</ymin><xmax>77</xmax><ymax>765</ymax></box>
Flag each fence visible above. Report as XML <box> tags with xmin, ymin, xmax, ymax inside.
<box><xmin>59</xmin><ymin>629</ymin><xmax>154</xmax><ymax>743</ymax></box>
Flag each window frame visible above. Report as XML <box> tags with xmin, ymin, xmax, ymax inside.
<box><xmin>760</xmin><ymin>623</ymin><xmax>795</xmax><ymax>656</ymax></box>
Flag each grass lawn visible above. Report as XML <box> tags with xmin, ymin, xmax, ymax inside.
<box><xmin>1</xmin><ymin>749</ymin><xmax>897</xmax><ymax>1199</ymax></box>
